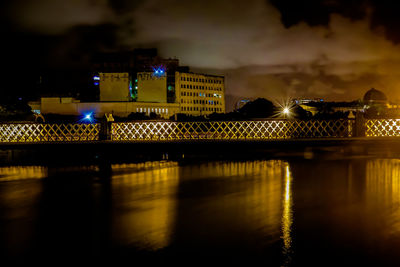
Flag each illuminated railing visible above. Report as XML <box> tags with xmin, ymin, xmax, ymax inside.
<box><xmin>0</xmin><ymin>123</ymin><xmax>100</xmax><ymax>142</ymax></box>
<box><xmin>366</xmin><ymin>119</ymin><xmax>400</xmax><ymax>137</ymax></box>
<box><xmin>111</xmin><ymin>120</ymin><xmax>353</xmax><ymax>141</ymax></box>
<box><xmin>7</xmin><ymin>118</ymin><xmax>400</xmax><ymax>143</ymax></box>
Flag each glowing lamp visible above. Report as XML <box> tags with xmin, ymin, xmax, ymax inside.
<box><xmin>81</xmin><ymin>112</ymin><xmax>94</xmax><ymax>123</ymax></box>
<box><xmin>283</xmin><ymin>108</ymin><xmax>290</xmax><ymax>115</ymax></box>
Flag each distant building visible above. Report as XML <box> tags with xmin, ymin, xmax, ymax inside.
<box><xmin>137</xmin><ymin>71</ymin><xmax>167</xmax><ymax>103</ymax></box>
<box><xmin>99</xmin><ymin>73</ymin><xmax>130</xmax><ymax>102</ymax></box>
<box><xmin>175</xmin><ymin>72</ymin><xmax>225</xmax><ymax>115</ymax></box>
<box><xmin>293</xmin><ymin>98</ymin><xmax>324</xmax><ymax>105</ymax></box>
<box><xmin>363</xmin><ymin>88</ymin><xmax>388</xmax><ymax>106</ymax></box>
<box><xmin>33</xmin><ymin>97</ymin><xmax>179</xmax><ymax>119</ymax></box>
<box><xmin>29</xmin><ymin>49</ymin><xmax>226</xmax><ymax>119</ymax></box>
<box><xmin>92</xmin><ymin>49</ymin><xmax>188</xmax><ymax>103</ymax></box>
<box><xmin>235</xmin><ymin>99</ymin><xmax>252</xmax><ymax>110</ymax></box>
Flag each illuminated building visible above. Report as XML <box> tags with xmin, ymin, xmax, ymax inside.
<box><xmin>92</xmin><ymin>49</ymin><xmax>183</xmax><ymax>103</ymax></box>
<box><xmin>175</xmin><ymin>72</ymin><xmax>225</xmax><ymax>115</ymax></box>
<box><xmin>293</xmin><ymin>98</ymin><xmax>324</xmax><ymax>105</ymax></box>
<box><xmin>34</xmin><ymin>97</ymin><xmax>179</xmax><ymax>119</ymax></box>
<box><xmin>99</xmin><ymin>73</ymin><xmax>130</xmax><ymax>102</ymax></box>
<box><xmin>30</xmin><ymin>49</ymin><xmax>226</xmax><ymax>119</ymax></box>
<box><xmin>137</xmin><ymin>70</ymin><xmax>167</xmax><ymax>103</ymax></box>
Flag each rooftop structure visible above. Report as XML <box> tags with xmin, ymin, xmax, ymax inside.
<box><xmin>363</xmin><ymin>88</ymin><xmax>387</xmax><ymax>104</ymax></box>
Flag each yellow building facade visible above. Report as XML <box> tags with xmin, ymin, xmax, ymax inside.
<box><xmin>99</xmin><ymin>73</ymin><xmax>130</xmax><ymax>102</ymax></box>
<box><xmin>137</xmin><ymin>72</ymin><xmax>167</xmax><ymax>103</ymax></box>
<box><xmin>31</xmin><ymin>71</ymin><xmax>226</xmax><ymax>120</ymax></box>
<box><xmin>175</xmin><ymin>72</ymin><xmax>225</xmax><ymax>115</ymax></box>
<box><xmin>35</xmin><ymin>97</ymin><xmax>179</xmax><ymax>119</ymax></box>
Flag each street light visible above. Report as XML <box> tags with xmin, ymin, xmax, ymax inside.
<box><xmin>283</xmin><ymin>107</ymin><xmax>290</xmax><ymax>115</ymax></box>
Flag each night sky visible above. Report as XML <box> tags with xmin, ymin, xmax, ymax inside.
<box><xmin>2</xmin><ymin>0</ymin><xmax>400</xmax><ymax>110</ymax></box>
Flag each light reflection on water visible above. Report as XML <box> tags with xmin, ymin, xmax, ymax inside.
<box><xmin>366</xmin><ymin>160</ymin><xmax>400</xmax><ymax>237</ymax></box>
<box><xmin>111</xmin><ymin>161</ymin><xmax>180</xmax><ymax>250</ymax></box>
<box><xmin>110</xmin><ymin>160</ymin><xmax>290</xmax><ymax>252</ymax></box>
<box><xmin>282</xmin><ymin>165</ymin><xmax>293</xmax><ymax>264</ymax></box>
<box><xmin>0</xmin><ymin>166</ymin><xmax>47</xmax><ymax>181</ymax></box>
<box><xmin>2</xmin><ymin>159</ymin><xmax>400</xmax><ymax>265</ymax></box>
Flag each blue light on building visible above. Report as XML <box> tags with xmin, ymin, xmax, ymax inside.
<box><xmin>152</xmin><ymin>66</ymin><xmax>166</xmax><ymax>77</ymax></box>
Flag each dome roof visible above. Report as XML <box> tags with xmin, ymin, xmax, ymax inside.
<box><xmin>363</xmin><ymin>88</ymin><xmax>387</xmax><ymax>103</ymax></box>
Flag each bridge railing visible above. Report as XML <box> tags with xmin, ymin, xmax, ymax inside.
<box><xmin>2</xmin><ymin>118</ymin><xmax>400</xmax><ymax>143</ymax></box>
<box><xmin>0</xmin><ymin>123</ymin><xmax>100</xmax><ymax>142</ymax></box>
<box><xmin>111</xmin><ymin>119</ymin><xmax>354</xmax><ymax>141</ymax></box>
<box><xmin>366</xmin><ymin>119</ymin><xmax>400</xmax><ymax>137</ymax></box>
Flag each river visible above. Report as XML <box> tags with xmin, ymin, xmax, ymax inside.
<box><xmin>1</xmin><ymin>157</ymin><xmax>400</xmax><ymax>266</ymax></box>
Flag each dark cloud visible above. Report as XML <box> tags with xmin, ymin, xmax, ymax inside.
<box><xmin>4</xmin><ymin>0</ymin><xmax>113</xmax><ymax>35</ymax></box>
<box><xmin>270</xmin><ymin>0</ymin><xmax>400</xmax><ymax>43</ymax></box>
<box><xmin>269</xmin><ymin>0</ymin><xmax>369</xmax><ymax>28</ymax></box>
<box><xmin>3</xmin><ymin>0</ymin><xmax>400</xmax><ymax>110</ymax></box>
<box><xmin>115</xmin><ymin>0</ymin><xmax>400</xmax><ymax>109</ymax></box>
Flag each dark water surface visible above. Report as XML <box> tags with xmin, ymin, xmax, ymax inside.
<box><xmin>1</xmin><ymin>158</ymin><xmax>400</xmax><ymax>266</ymax></box>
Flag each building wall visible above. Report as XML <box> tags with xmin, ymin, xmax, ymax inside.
<box><xmin>137</xmin><ymin>72</ymin><xmax>167</xmax><ymax>103</ymax></box>
<box><xmin>99</xmin><ymin>73</ymin><xmax>130</xmax><ymax>102</ymax></box>
<box><xmin>38</xmin><ymin>98</ymin><xmax>179</xmax><ymax>119</ymax></box>
<box><xmin>175</xmin><ymin>72</ymin><xmax>225</xmax><ymax>115</ymax></box>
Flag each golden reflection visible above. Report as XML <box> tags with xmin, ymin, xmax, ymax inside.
<box><xmin>111</xmin><ymin>161</ymin><xmax>179</xmax><ymax>250</ymax></box>
<box><xmin>0</xmin><ymin>172</ymin><xmax>43</xmax><ymax>254</ymax></box>
<box><xmin>281</xmin><ymin>164</ymin><xmax>293</xmax><ymax>262</ymax></box>
<box><xmin>0</xmin><ymin>166</ymin><xmax>47</xmax><ymax>182</ymax></box>
<box><xmin>366</xmin><ymin>159</ymin><xmax>400</xmax><ymax>235</ymax></box>
<box><xmin>171</xmin><ymin>160</ymin><xmax>289</xmax><ymax>250</ymax></box>
<box><xmin>110</xmin><ymin>160</ymin><xmax>296</xmax><ymax>254</ymax></box>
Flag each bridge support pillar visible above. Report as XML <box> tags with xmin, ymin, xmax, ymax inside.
<box><xmin>353</xmin><ymin>112</ymin><xmax>366</xmax><ymax>137</ymax></box>
<box><xmin>99</xmin><ymin>114</ymin><xmax>113</xmax><ymax>141</ymax></box>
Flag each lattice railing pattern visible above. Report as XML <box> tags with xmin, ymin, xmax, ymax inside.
<box><xmin>366</xmin><ymin>119</ymin><xmax>400</xmax><ymax>137</ymax></box>
<box><xmin>112</xmin><ymin>120</ymin><xmax>353</xmax><ymax>141</ymax></box>
<box><xmin>0</xmin><ymin>123</ymin><xmax>100</xmax><ymax>142</ymax></box>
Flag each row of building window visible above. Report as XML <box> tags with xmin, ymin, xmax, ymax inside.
<box><xmin>181</xmin><ymin>99</ymin><xmax>222</xmax><ymax>105</ymax></box>
<box><xmin>181</xmin><ymin>84</ymin><xmax>222</xmax><ymax>91</ymax></box>
<box><xmin>136</xmin><ymin>107</ymin><xmax>169</xmax><ymax>114</ymax></box>
<box><xmin>181</xmin><ymin>91</ymin><xmax>222</xmax><ymax>98</ymax></box>
<box><xmin>181</xmin><ymin>106</ymin><xmax>223</xmax><ymax>112</ymax></box>
<box><xmin>180</xmin><ymin>77</ymin><xmax>222</xmax><ymax>84</ymax></box>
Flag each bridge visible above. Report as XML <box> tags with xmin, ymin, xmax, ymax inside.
<box><xmin>0</xmin><ymin>118</ymin><xmax>398</xmax><ymax>143</ymax></box>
